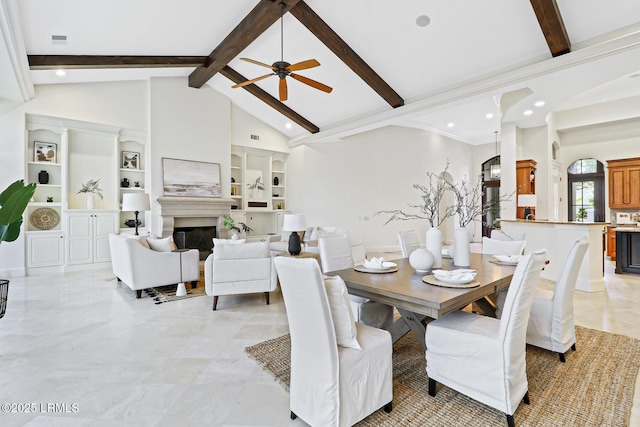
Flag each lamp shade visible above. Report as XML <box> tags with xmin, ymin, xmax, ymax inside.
<box><xmin>122</xmin><ymin>193</ymin><xmax>150</xmax><ymax>212</ymax></box>
<box><xmin>517</xmin><ymin>194</ymin><xmax>537</xmax><ymax>207</ymax></box>
<box><xmin>282</xmin><ymin>214</ymin><xmax>306</xmax><ymax>232</ymax></box>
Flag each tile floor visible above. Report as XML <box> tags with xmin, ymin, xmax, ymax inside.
<box><xmin>0</xmin><ymin>256</ymin><xmax>638</xmax><ymax>426</ymax></box>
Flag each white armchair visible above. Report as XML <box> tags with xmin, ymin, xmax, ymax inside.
<box><xmin>273</xmin><ymin>257</ymin><xmax>393</xmax><ymax>426</ymax></box>
<box><xmin>526</xmin><ymin>238</ymin><xmax>589</xmax><ymax>362</ymax></box>
<box><xmin>108</xmin><ymin>233</ymin><xmax>200</xmax><ymax>299</ymax></box>
<box><xmin>204</xmin><ymin>241</ymin><xmax>277</xmax><ymax>310</ymax></box>
<box><xmin>426</xmin><ymin>251</ymin><xmax>547</xmax><ymax>427</ymax></box>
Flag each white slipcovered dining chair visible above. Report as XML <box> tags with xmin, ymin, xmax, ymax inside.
<box><xmin>482</xmin><ymin>236</ymin><xmax>526</xmax><ymax>256</ymax></box>
<box><xmin>397</xmin><ymin>230</ymin><xmax>420</xmax><ymax>258</ymax></box>
<box><xmin>319</xmin><ymin>235</ymin><xmax>394</xmax><ymax>329</ymax></box>
<box><xmin>491</xmin><ymin>229</ymin><xmax>526</xmax><ymax>242</ymax></box>
<box><xmin>274</xmin><ymin>257</ymin><xmax>393</xmax><ymax>426</ymax></box>
<box><xmin>526</xmin><ymin>238</ymin><xmax>589</xmax><ymax>362</ymax></box>
<box><xmin>426</xmin><ymin>250</ymin><xmax>547</xmax><ymax>427</ymax></box>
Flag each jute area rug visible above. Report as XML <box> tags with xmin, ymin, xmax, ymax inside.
<box><xmin>245</xmin><ymin>326</ymin><xmax>640</xmax><ymax>426</ymax></box>
<box><xmin>144</xmin><ymin>284</ymin><xmax>206</xmax><ymax>304</ymax></box>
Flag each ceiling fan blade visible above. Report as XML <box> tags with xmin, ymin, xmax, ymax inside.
<box><xmin>286</xmin><ymin>59</ymin><xmax>320</xmax><ymax>72</ymax></box>
<box><xmin>240</xmin><ymin>57</ymin><xmax>276</xmax><ymax>70</ymax></box>
<box><xmin>279</xmin><ymin>78</ymin><xmax>288</xmax><ymax>102</ymax></box>
<box><xmin>231</xmin><ymin>73</ymin><xmax>273</xmax><ymax>88</ymax></box>
<box><xmin>290</xmin><ymin>73</ymin><xmax>333</xmax><ymax>93</ymax></box>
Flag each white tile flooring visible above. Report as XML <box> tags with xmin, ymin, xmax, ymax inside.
<box><xmin>0</xmin><ymin>256</ymin><xmax>638</xmax><ymax>426</ymax></box>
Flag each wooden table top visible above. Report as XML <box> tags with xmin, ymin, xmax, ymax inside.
<box><xmin>327</xmin><ymin>253</ymin><xmax>517</xmax><ymax>319</ymax></box>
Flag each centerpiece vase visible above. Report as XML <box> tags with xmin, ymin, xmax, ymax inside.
<box><xmin>453</xmin><ymin>227</ymin><xmax>471</xmax><ymax>267</ymax></box>
<box><xmin>86</xmin><ymin>193</ymin><xmax>95</xmax><ymax>210</ymax></box>
<box><xmin>426</xmin><ymin>227</ymin><xmax>443</xmax><ymax>268</ymax></box>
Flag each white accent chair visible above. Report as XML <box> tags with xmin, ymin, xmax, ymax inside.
<box><xmin>526</xmin><ymin>238</ymin><xmax>589</xmax><ymax>362</ymax></box>
<box><xmin>426</xmin><ymin>251</ymin><xmax>547</xmax><ymax>427</ymax></box>
<box><xmin>108</xmin><ymin>233</ymin><xmax>200</xmax><ymax>299</ymax></box>
<box><xmin>318</xmin><ymin>235</ymin><xmax>394</xmax><ymax>329</ymax></box>
<box><xmin>204</xmin><ymin>241</ymin><xmax>277</xmax><ymax>310</ymax></box>
<box><xmin>397</xmin><ymin>230</ymin><xmax>420</xmax><ymax>258</ymax></box>
<box><xmin>273</xmin><ymin>257</ymin><xmax>393</xmax><ymax>426</ymax></box>
<box><xmin>482</xmin><ymin>236</ymin><xmax>526</xmax><ymax>256</ymax></box>
<box><xmin>491</xmin><ymin>229</ymin><xmax>526</xmax><ymax>241</ymax></box>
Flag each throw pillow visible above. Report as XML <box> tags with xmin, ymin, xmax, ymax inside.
<box><xmin>147</xmin><ymin>236</ymin><xmax>177</xmax><ymax>252</ymax></box>
<box><xmin>323</xmin><ymin>275</ymin><xmax>361</xmax><ymax>350</ymax></box>
<box><xmin>121</xmin><ymin>233</ymin><xmax>150</xmax><ymax>249</ymax></box>
<box><xmin>212</xmin><ymin>238</ymin><xmax>246</xmax><ymax>247</ymax></box>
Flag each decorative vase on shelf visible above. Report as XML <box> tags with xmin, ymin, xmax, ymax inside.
<box><xmin>409</xmin><ymin>248</ymin><xmax>435</xmax><ymax>273</ymax></box>
<box><xmin>121</xmin><ymin>178</ymin><xmax>129</xmax><ymax>188</ymax></box>
<box><xmin>426</xmin><ymin>227</ymin><xmax>443</xmax><ymax>268</ymax></box>
<box><xmin>38</xmin><ymin>170</ymin><xmax>49</xmax><ymax>185</ymax></box>
<box><xmin>86</xmin><ymin>193</ymin><xmax>95</xmax><ymax>210</ymax></box>
<box><xmin>273</xmin><ymin>176</ymin><xmax>279</xmax><ymax>186</ymax></box>
<box><xmin>453</xmin><ymin>228</ymin><xmax>471</xmax><ymax>267</ymax></box>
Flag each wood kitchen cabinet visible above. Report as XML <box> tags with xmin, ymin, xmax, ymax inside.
<box><xmin>516</xmin><ymin>159</ymin><xmax>536</xmax><ymax>219</ymax></box>
<box><xmin>608</xmin><ymin>157</ymin><xmax>640</xmax><ymax>209</ymax></box>
<box><xmin>606</xmin><ymin>225</ymin><xmax>617</xmax><ymax>260</ymax></box>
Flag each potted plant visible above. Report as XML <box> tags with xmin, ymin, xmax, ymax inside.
<box><xmin>0</xmin><ymin>179</ymin><xmax>37</xmax><ymax>319</ymax></box>
<box><xmin>577</xmin><ymin>208</ymin><xmax>587</xmax><ymax>222</ymax></box>
<box><xmin>77</xmin><ymin>179</ymin><xmax>103</xmax><ymax>209</ymax></box>
<box><xmin>222</xmin><ymin>215</ymin><xmax>253</xmax><ymax>240</ymax></box>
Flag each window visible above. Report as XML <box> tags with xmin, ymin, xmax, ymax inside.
<box><xmin>481</xmin><ymin>156</ymin><xmax>500</xmax><ymax>237</ymax></box>
<box><xmin>567</xmin><ymin>159</ymin><xmax>604</xmax><ymax>222</ymax></box>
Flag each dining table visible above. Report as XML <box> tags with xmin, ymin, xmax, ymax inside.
<box><xmin>326</xmin><ymin>253</ymin><xmax>517</xmax><ymax>349</ymax></box>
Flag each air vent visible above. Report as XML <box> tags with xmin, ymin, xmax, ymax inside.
<box><xmin>250</xmin><ymin>134</ymin><xmax>259</xmax><ymax>140</ymax></box>
<box><xmin>51</xmin><ymin>35</ymin><xmax>68</xmax><ymax>45</ymax></box>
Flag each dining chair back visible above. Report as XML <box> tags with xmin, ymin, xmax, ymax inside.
<box><xmin>319</xmin><ymin>235</ymin><xmax>394</xmax><ymax>329</ymax></box>
<box><xmin>426</xmin><ymin>250</ymin><xmax>547</xmax><ymax>427</ymax></box>
<box><xmin>491</xmin><ymin>229</ymin><xmax>526</xmax><ymax>241</ymax></box>
<box><xmin>482</xmin><ymin>237</ymin><xmax>526</xmax><ymax>255</ymax></box>
<box><xmin>397</xmin><ymin>230</ymin><xmax>420</xmax><ymax>258</ymax></box>
<box><xmin>526</xmin><ymin>237</ymin><xmax>589</xmax><ymax>362</ymax></box>
<box><xmin>274</xmin><ymin>257</ymin><xmax>393</xmax><ymax>426</ymax></box>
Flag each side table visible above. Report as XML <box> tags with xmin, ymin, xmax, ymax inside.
<box><xmin>276</xmin><ymin>252</ymin><xmax>321</xmax><ymax>267</ymax></box>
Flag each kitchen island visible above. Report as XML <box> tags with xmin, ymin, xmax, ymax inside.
<box><xmin>615</xmin><ymin>226</ymin><xmax>640</xmax><ymax>274</ymax></box>
<box><xmin>500</xmin><ymin>219</ymin><xmax>606</xmax><ymax>292</ymax></box>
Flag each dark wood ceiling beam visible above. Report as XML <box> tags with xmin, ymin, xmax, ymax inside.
<box><xmin>28</xmin><ymin>55</ymin><xmax>209</xmax><ymax>69</ymax></box>
<box><xmin>188</xmin><ymin>0</ymin><xmax>302</xmax><ymax>89</ymax></box>
<box><xmin>220</xmin><ymin>66</ymin><xmax>319</xmax><ymax>134</ymax></box>
<box><xmin>289</xmin><ymin>1</ymin><xmax>404</xmax><ymax>108</ymax></box>
<box><xmin>529</xmin><ymin>0</ymin><xmax>571</xmax><ymax>57</ymax></box>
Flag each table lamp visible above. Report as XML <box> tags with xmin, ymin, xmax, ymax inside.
<box><xmin>282</xmin><ymin>214</ymin><xmax>306</xmax><ymax>255</ymax></box>
<box><xmin>517</xmin><ymin>194</ymin><xmax>537</xmax><ymax>220</ymax></box>
<box><xmin>122</xmin><ymin>193</ymin><xmax>150</xmax><ymax>235</ymax></box>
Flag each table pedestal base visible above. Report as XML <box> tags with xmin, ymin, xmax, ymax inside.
<box><xmin>176</xmin><ymin>282</ymin><xmax>187</xmax><ymax>297</ymax></box>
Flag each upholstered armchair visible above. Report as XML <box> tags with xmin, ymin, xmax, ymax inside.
<box><xmin>273</xmin><ymin>257</ymin><xmax>393</xmax><ymax>426</ymax></box>
<box><xmin>426</xmin><ymin>251</ymin><xmax>547</xmax><ymax>427</ymax></box>
<box><xmin>526</xmin><ymin>238</ymin><xmax>589</xmax><ymax>362</ymax></box>
<box><xmin>204</xmin><ymin>241</ymin><xmax>277</xmax><ymax>310</ymax></box>
<box><xmin>109</xmin><ymin>233</ymin><xmax>200</xmax><ymax>298</ymax></box>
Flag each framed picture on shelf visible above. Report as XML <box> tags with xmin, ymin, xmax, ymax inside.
<box><xmin>34</xmin><ymin>142</ymin><xmax>57</xmax><ymax>163</ymax></box>
<box><xmin>122</xmin><ymin>151</ymin><xmax>140</xmax><ymax>170</ymax></box>
<box><xmin>162</xmin><ymin>157</ymin><xmax>221</xmax><ymax>198</ymax></box>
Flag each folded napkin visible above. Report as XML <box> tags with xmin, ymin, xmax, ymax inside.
<box><xmin>432</xmin><ymin>269</ymin><xmax>477</xmax><ymax>283</ymax></box>
<box><xmin>362</xmin><ymin>257</ymin><xmax>396</xmax><ymax>270</ymax></box>
<box><xmin>494</xmin><ymin>255</ymin><xmax>522</xmax><ymax>263</ymax></box>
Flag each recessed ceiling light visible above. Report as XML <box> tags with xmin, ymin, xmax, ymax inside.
<box><xmin>523</xmin><ymin>110</ymin><xmax>533</xmax><ymax>116</ymax></box>
<box><xmin>534</xmin><ymin>100</ymin><xmax>545</xmax><ymax>107</ymax></box>
<box><xmin>56</xmin><ymin>70</ymin><xmax>66</xmax><ymax>77</ymax></box>
<box><xmin>416</xmin><ymin>15</ymin><xmax>431</xmax><ymax>27</ymax></box>
<box><xmin>285</xmin><ymin>122</ymin><xmax>292</xmax><ymax>129</ymax></box>
<box><xmin>447</xmin><ymin>122</ymin><xmax>454</xmax><ymax>128</ymax></box>
<box><xmin>486</xmin><ymin>113</ymin><xmax>494</xmax><ymax>119</ymax></box>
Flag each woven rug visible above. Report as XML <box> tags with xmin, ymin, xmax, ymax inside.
<box><xmin>245</xmin><ymin>326</ymin><xmax>640</xmax><ymax>426</ymax></box>
<box><xmin>144</xmin><ymin>284</ymin><xmax>206</xmax><ymax>304</ymax></box>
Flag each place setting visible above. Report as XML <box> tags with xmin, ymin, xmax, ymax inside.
<box><xmin>489</xmin><ymin>254</ymin><xmax>522</xmax><ymax>265</ymax></box>
<box><xmin>354</xmin><ymin>257</ymin><xmax>398</xmax><ymax>273</ymax></box>
<box><xmin>422</xmin><ymin>268</ymin><xmax>480</xmax><ymax>288</ymax></box>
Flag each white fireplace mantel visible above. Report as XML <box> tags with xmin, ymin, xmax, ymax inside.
<box><xmin>156</xmin><ymin>196</ymin><xmax>236</xmax><ymax>237</ymax></box>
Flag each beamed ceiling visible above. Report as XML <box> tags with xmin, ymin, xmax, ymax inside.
<box><xmin>7</xmin><ymin>0</ymin><xmax>640</xmax><ymax>144</ymax></box>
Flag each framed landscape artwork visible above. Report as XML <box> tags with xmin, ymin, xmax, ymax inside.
<box><xmin>34</xmin><ymin>142</ymin><xmax>57</xmax><ymax>163</ymax></box>
<box><xmin>162</xmin><ymin>158</ymin><xmax>221</xmax><ymax>197</ymax></box>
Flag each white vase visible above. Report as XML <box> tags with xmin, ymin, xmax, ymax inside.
<box><xmin>426</xmin><ymin>227</ymin><xmax>443</xmax><ymax>268</ymax></box>
<box><xmin>409</xmin><ymin>248</ymin><xmax>435</xmax><ymax>273</ymax></box>
<box><xmin>231</xmin><ymin>231</ymin><xmax>239</xmax><ymax>240</ymax></box>
<box><xmin>453</xmin><ymin>228</ymin><xmax>471</xmax><ymax>267</ymax></box>
<box><xmin>86</xmin><ymin>193</ymin><xmax>95</xmax><ymax>210</ymax></box>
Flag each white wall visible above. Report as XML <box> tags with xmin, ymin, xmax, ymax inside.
<box><xmin>230</xmin><ymin>104</ymin><xmax>289</xmax><ymax>153</ymax></box>
<box><xmin>520</xmin><ymin>126</ymin><xmax>549</xmax><ymax>219</ymax></box>
<box><xmin>287</xmin><ymin>125</ymin><xmax>475</xmax><ymax>251</ymax></box>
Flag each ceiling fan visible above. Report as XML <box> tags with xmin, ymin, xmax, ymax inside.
<box><xmin>231</xmin><ymin>2</ymin><xmax>332</xmax><ymax>102</ymax></box>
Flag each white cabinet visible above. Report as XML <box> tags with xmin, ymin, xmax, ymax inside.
<box><xmin>26</xmin><ymin>232</ymin><xmax>65</xmax><ymax>268</ymax></box>
<box><xmin>66</xmin><ymin>211</ymin><xmax>118</xmax><ymax>265</ymax></box>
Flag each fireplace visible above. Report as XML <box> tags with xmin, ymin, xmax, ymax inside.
<box><xmin>174</xmin><ymin>226</ymin><xmax>217</xmax><ymax>260</ymax></box>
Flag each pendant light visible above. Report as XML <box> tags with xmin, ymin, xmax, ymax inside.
<box><xmin>490</xmin><ymin>131</ymin><xmax>501</xmax><ymax>179</ymax></box>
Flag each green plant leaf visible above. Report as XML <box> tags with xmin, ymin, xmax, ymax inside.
<box><xmin>0</xmin><ymin>182</ymin><xmax>36</xmax><ymax>226</ymax></box>
<box><xmin>0</xmin><ymin>180</ymin><xmax>28</xmax><ymax>205</ymax></box>
<box><xmin>0</xmin><ymin>220</ymin><xmax>23</xmax><ymax>242</ymax></box>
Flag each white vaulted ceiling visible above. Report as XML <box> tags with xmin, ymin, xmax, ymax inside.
<box><xmin>4</xmin><ymin>0</ymin><xmax>640</xmax><ymax>144</ymax></box>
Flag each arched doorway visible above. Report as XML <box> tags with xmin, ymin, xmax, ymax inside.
<box><xmin>481</xmin><ymin>155</ymin><xmax>501</xmax><ymax>237</ymax></box>
<box><xmin>567</xmin><ymin>158</ymin><xmax>605</xmax><ymax>222</ymax></box>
